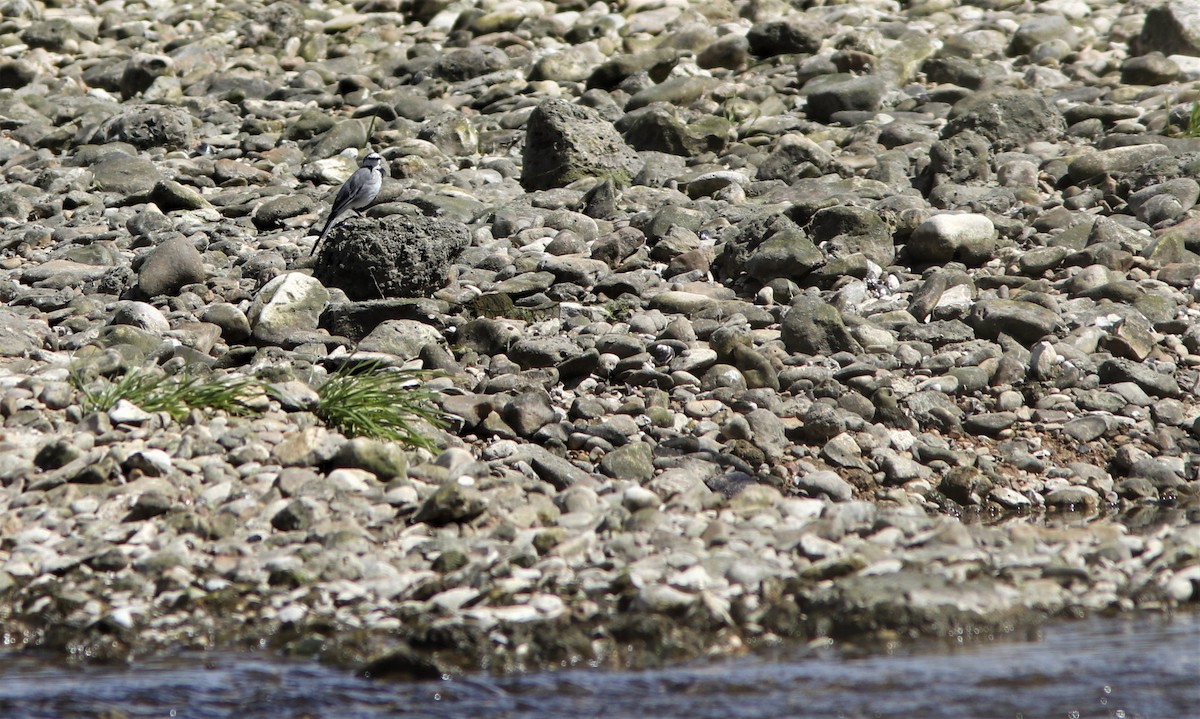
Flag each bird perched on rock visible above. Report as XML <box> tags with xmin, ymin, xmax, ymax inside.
<box><xmin>310</xmin><ymin>151</ymin><xmax>385</xmax><ymax>256</ymax></box>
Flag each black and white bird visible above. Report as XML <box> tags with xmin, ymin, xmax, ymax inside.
<box><xmin>310</xmin><ymin>151</ymin><xmax>385</xmax><ymax>256</ymax></box>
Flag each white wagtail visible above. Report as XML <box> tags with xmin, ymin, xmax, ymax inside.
<box><xmin>310</xmin><ymin>151</ymin><xmax>385</xmax><ymax>256</ymax></box>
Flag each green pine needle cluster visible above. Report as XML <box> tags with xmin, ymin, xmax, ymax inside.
<box><xmin>70</xmin><ymin>360</ymin><xmax>449</xmax><ymax>451</ymax></box>
<box><xmin>72</xmin><ymin>368</ymin><xmax>259</xmax><ymax>421</ymax></box>
<box><xmin>313</xmin><ymin>362</ymin><xmax>448</xmax><ymax>452</ymax></box>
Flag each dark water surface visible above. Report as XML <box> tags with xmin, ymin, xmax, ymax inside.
<box><xmin>1</xmin><ymin>614</ymin><xmax>1196</xmax><ymax>719</ymax></box>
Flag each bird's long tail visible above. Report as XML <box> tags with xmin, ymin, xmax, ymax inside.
<box><xmin>310</xmin><ymin>217</ymin><xmax>335</xmax><ymax>256</ymax></box>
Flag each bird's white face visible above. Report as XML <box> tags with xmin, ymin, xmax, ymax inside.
<box><xmin>363</xmin><ymin>152</ymin><xmax>384</xmax><ymax>169</ymax></box>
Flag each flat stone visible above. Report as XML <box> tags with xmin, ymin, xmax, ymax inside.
<box><xmin>1097</xmin><ymin>358</ymin><xmax>1182</xmax><ymax>398</ymax></box>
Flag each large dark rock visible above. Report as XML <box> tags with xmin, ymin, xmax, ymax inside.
<box><xmin>314</xmin><ymin>216</ymin><xmax>470</xmax><ymax>300</ymax></box>
<box><xmin>1133</xmin><ymin>1</ymin><xmax>1200</xmax><ymax>57</ymax></box>
<box><xmin>120</xmin><ymin>52</ymin><xmax>174</xmax><ymax>99</ymax></box>
<box><xmin>0</xmin><ymin>59</ymin><xmax>37</xmax><ymax>89</ymax></box>
<box><xmin>747</xmin><ymin>18</ymin><xmax>827</xmax><ymax>58</ymax></box>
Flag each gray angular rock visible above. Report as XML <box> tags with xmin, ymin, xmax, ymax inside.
<box><xmin>93</xmin><ymin>105</ymin><xmax>193</xmax><ymax>151</ymax></box>
<box><xmin>247</xmin><ymin>272</ymin><xmax>330</xmax><ymax>343</ymax></box>
<box><xmin>110</xmin><ymin>301</ymin><xmax>169</xmax><ymax>334</ymax></box>
<box><xmin>413</xmin><ymin>480</ymin><xmax>488</xmax><ymax>526</ymax></box>
<box><xmin>1043</xmin><ymin>486</ymin><xmax>1101</xmax><ymax>512</ymax></box>
<box><xmin>22</xmin><ymin>18</ymin><xmax>89</xmax><ymax>51</ymax></box>
<box><xmin>909</xmin><ymin>268</ymin><xmax>975</xmax><ymax>320</ymax></box>
<box><xmin>530</xmin><ymin>43</ymin><xmax>606</xmax><ymax>83</ymax></box>
<box><xmin>271</xmin><ymin>498</ymin><xmax>317</xmax><ymax>532</ymax></box>
<box><xmin>744</xmin><ymin>227</ymin><xmax>824</xmax><ymax>283</ymax></box>
<box><xmin>1127</xmin><ymin>178</ymin><xmax>1200</xmax><ymax>225</ymax></box>
<box><xmin>930</xmin><ymin>131</ymin><xmax>991</xmax><ymax>184</ymax></box>
<box><xmin>805</xmin><ymin>75</ymin><xmax>887</xmax><ymax>123</ymax></box>
<box><xmin>521</xmin><ymin>445</ymin><xmax>589</xmax><ymax>490</ymax></box>
<box><xmin>969</xmin><ymin>299</ymin><xmax>1059</xmax><ymax>345</ymax></box>
<box><xmin>137</xmin><ymin>236</ymin><xmax>205</xmax><ymax>297</ymax></box>
<box><xmin>521</xmin><ymin>99</ymin><xmax>643</xmax><ymax>191</ymax></box>
<box><xmin>943</xmin><ymin>89</ymin><xmax>1065</xmax><ymax>149</ymax></box>
<box><xmin>906</xmin><ymin>391</ymin><xmax>963</xmax><ymax>432</ymax></box>
<box><xmin>358</xmin><ymin>313</ymin><xmax>446</xmax><ymax>355</ymax></box>
<box><xmin>307</xmin><ymin>119</ymin><xmax>371</xmax><ymax>159</ymax></box>
<box><xmin>795</xmin><ymin>470</ymin><xmax>853</xmax><ymax>502</ymax></box>
<box><xmin>0</xmin><ymin>59</ymin><xmax>37</xmax><ymax>88</ymax></box>
<box><xmin>152</xmin><ymin>180</ymin><xmax>210</xmax><ymax>211</ymax></box>
<box><xmin>698</xmin><ymin>35</ymin><xmax>750</xmax><ymax>70</ymax></box>
<box><xmin>1097</xmin><ymin>358</ymin><xmax>1182</xmax><ymax>399</ymax></box>
<box><xmin>781</xmin><ymin>296</ymin><xmax>862</xmax><ymax>356</ymax></box>
<box><xmin>808</xmin><ymin>205</ymin><xmax>895</xmax><ymax>269</ymax></box>
<box><xmin>1068</xmin><ymin>145</ymin><xmax>1171</xmax><ymax>183</ymax></box>
<box><xmin>821</xmin><ymin>433</ymin><xmax>868</xmax><ymax>471</ymax></box>
<box><xmin>627</xmin><ymin>75</ymin><xmax>723</xmax><ymax>110</ymax></box>
<box><xmin>0</xmin><ymin>188</ymin><xmax>33</xmax><ymax>220</ymax></box>
<box><xmin>599</xmin><ymin>441</ymin><xmax>654</xmax><ymax>482</ymax></box>
<box><xmin>456</xmin><ymin>317</ymin><xmax>522</xmax><ymax>356</ymax></box>
<box><xmin>619</xmin><ymin>105</ymin><xmax>731</xmax><ymax>156</ymax></box>
<box><xmin>22</xmin><ymin>259</ymin><xmax>109</xmax><ymax>289</ymax></box>
<box><xmin>1009</xmin><ymin>15</ymin><xmax>1078</xmax><ymax>56</ymax></box>
<box><xmin>963</xmin><ymin>412</ymin><xmax>1018</xmax><ymax>437</ymax></box>
<box><xmin>418</xmin><ymin>111</ymin><xmax>479</xmax><ymax>157</ymax></box>
<box><xmin>334</xmin><ymin>438</ymin><xmax>409</xmax><ymax>480</ymax></box>
<box><xmin>758</xmin><ymin>134</ymin><xmax>847</xmax><ymax>183</ymax></box>
<box><xmin>509</xmin><ymin>336</ymin><xmax>581</xmax><ymax>368</ymax></box>
<box><xmin>201</xmin><ymin>303</ymin><xmax>252</xmax><ymax>343</ymax></box>
<box><xmin>939</xmin><ymin>467</ymin><xmax>993</xmax><ymax>505</ymax></box>
<box><xmin>432</xmin><ymin>46</ymin><xmax>509</xmax><ymax>81</ymax></box>
<box><xmin>907</xmin><ymin>214</ymin><xmax>997</xmax><ymax>265</ymax></box>
<box><xmin>502</xmin><ymin>391</ymin><xmax>557</xmax><ymax>438</ymax></box>
<box><xmin>1122</xmin><ymin>52</ymin><xmax>1181</xmax><ymax>85</ymax></box>
<box><xmin>253</xmin><ymin>195</ymin><xmax>309</xmax><ymax>230</ymax></box>
<box><xmin>587</xmin><ymin>48</ymin><xmax>680</xmax><ymax>90</ymax></box>
<box><xmin>0</xmin><ymin>307</ymin><xmax>48</xmax><ymax>357</ymax></box>
<box><xmin>91</xmin><ymin>154</ymin><xmax>163</xmax><ymax>197</ymax></box>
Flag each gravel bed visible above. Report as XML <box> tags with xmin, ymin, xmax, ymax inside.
<box><xmin>0</xmin><ymin>0</ymin><xmax>1197</xmax><ymax>674</ymax></box>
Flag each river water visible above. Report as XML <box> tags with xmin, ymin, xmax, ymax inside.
<box><xmin>1</xmin><ymin>613</ymin><xmax>1196</xmax><ymax>719</ymax></box>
